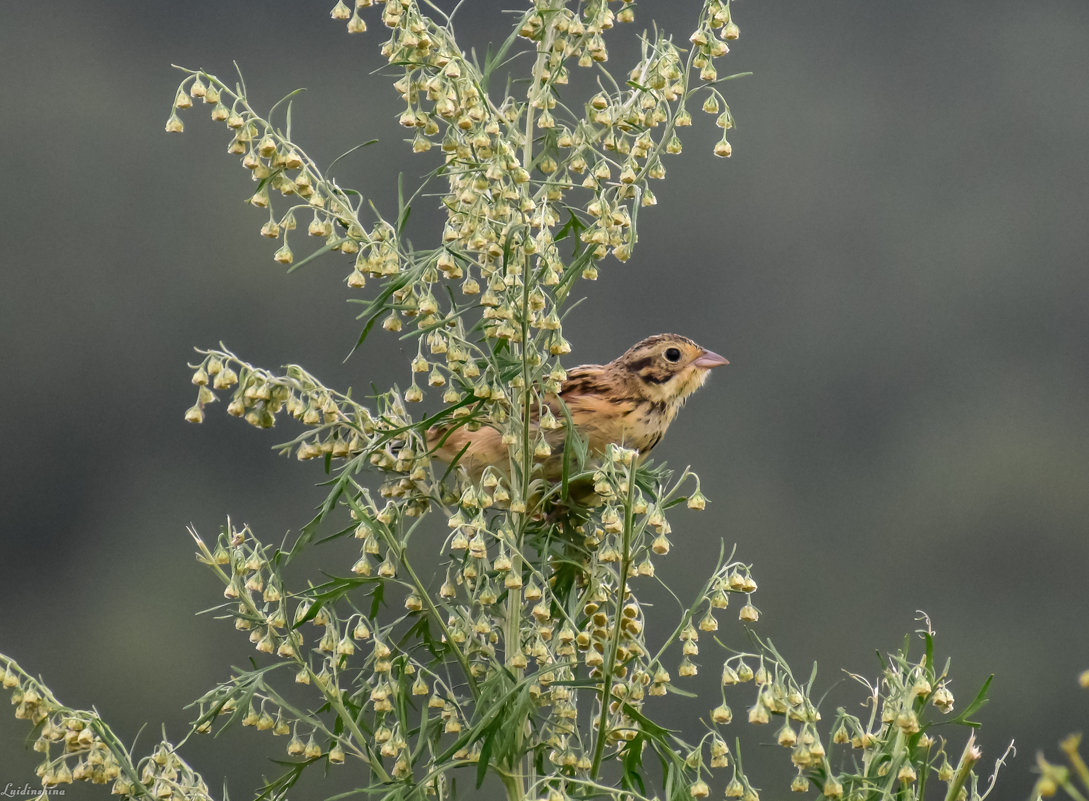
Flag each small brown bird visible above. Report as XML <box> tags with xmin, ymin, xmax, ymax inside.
<box><xmin>428</xmin><ymin>333</ymin><xmax>728</xmax><ymax>484</ymax></box>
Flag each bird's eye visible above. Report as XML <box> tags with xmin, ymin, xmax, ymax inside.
<box><xmin>664</xmin><ymin>347</ymin><xmax>682</xmax><ymax>363</ymax></box>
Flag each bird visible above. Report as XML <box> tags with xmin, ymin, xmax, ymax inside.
<box><xmin>427</xmin><ymin>333</ymin><xmax>728</xmax><ymax>487</ymax></box>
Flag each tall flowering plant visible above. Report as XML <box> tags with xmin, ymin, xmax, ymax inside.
<box><xmin>1</xmin><ymin>3</ymin><xmax>1006</xmax><ymax>800</ymax></box>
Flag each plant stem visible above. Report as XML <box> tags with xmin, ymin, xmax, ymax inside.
<box><xmin>1062</xmin><ymin>734</ymin><xmax>1089</xmax><ymax>793</ymax></box>
<box><xmin>590</xmin><ymin>457</ymin><xmax>638</xmax><ymax>776</ymax></box>
<box><xmin>944</xmin><ymin>733</ymin><xmax>981</xmax><ymax>801</ymax></box>
<box><xmin>362</xmin><ymin>494</ymin><xmax>481</xmax><ymax>701</ymax></box>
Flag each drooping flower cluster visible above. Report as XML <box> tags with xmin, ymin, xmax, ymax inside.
<box><xmin>0</xmin><ymin>5</ymin><xmax>1015</xmax><ymax>801</ymax></box>
<box><xmin>713</xmin><ymin>621</ymin><xmax>1007</xmax><ymax>801</ymax></box>
<box><xmin>185</xmin><ymin>347</ymin><xmax>439</xmax><ymax>518</ymax></box>
<box><xmin>167</xmin><ymin>0</ymin><xmax>746</xmax><ymax>426</ymax></box>
<box><xmin>1</xmin><ymin>656</ymin><xmax>214</xmax><ymax>801</ymax></box>
<box><xmin>182</xmin><ymin>441</ymin><xmax>763</xmax><ymax>801</ymax></box>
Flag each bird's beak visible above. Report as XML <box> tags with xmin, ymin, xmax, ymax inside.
<box><xmin>692</xmin><ymin>349</ymin><xmax>729</xmax><ymax>369</ymax></box>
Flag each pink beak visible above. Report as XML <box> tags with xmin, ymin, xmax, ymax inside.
<box><xmin>692</xmin><ymin>349</ymin><xmax>729</xmax><ymax>369</ymax></box>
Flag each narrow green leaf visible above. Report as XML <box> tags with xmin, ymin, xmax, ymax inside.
<box><xmin>951</xmin><ymin>674</ymin><xmax>993</xmax><ymax>726</ymax></box>
<box><xmin>475</xmin><ymin>729</ymin><xmax>493</xmax><ymax>788</ymax></box>
<box><xmin>285</xmin><ymin>240</ymin><xmax>340</xmax><ymax>274</ymax></box>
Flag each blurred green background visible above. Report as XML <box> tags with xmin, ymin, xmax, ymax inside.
<box><xmin>2</xmin><ymin>1</ymin><xmax>1087</xmax><ymax>798</ymax></box>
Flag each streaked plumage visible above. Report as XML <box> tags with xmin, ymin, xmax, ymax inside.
<box><xmin>428</xmin><ymin>334</ymin><xmax>728</xmax><ymax>483</ymax></box>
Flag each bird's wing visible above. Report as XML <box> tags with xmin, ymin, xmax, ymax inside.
<box><xmin>427</xmin><ymin>421</ymin><xmax>505</xmax><ymax>481</ymax></box>
<box><xmin>555</xmin><ymin>364</ymin><xmax>642</xmax><ymax>453</ymax></box>
<box><xmin>558</xmin><ymin>363</ymin><xmax>612</xmax><ymax>398</ymax></box>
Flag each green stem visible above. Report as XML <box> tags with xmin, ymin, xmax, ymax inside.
<box><xmin>504</xmin><ymin>9</ymin><xmax>566</xmax><ymax>794</ymax></box>
<box><xmin>501</xmin><ymin>771</ymin><xmax>527</xmax><ymax>801</ymax></box>
<box><xmin>1062</xmin><ymin>734</ymin><xmax>1089</xmax><ymax>793</ymax></box>
<box><xmin>191</xmin><ymin>525</ymin><xmax>392</xmax><ymax>779</ymax></box>
<box><xmin>361</xmin><ymin>495</ymin><xmax>481</xmax><ymax>701</ymax></box>
<box><xmin>503</xmin><ymin>94</ymin><xmax>542</xmax><ymax>801</ymax></box>
<box><xmin>523</xmin><ymin>0</ymin><xmax>562</xmax><ymax>168</ymax></box>
<box><xmin>589</xmin><ymin>457</ymin><xmax>638</xmax><ymax>776</ymax></box>
<box><xmin>943</xmin><ymin>733</ymin><xmax>980</xmax><ymax>801</ymax></box>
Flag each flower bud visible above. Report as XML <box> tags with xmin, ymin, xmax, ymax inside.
<box><xmin>896</xmin><ymin>710</ymin><xmax>920</xmax><ymax>733</ymax></box>
<box><xmin>932</xmin><ymin>686</ymin><xmax>954</xmax><ymax>713</ymax></box>
<box><xmin>777</xmin><ymin>723</ymin><xmax>797</xmax><ymax>747</ymax></box>
<box><xmin>823</xmin><ymin>777</ymin><xmax>843</xmax><ymax>799</ymax></box>
<box><xmin>710</xmin><ymin>703</ymin><xmax>732</xmax><ymax>724</ymax></box>
<box><xmin>687</xmin><ymin>490</ymin><xmax>707</xmax><ymax>510</ymax></box>
<box><xmin>689</xmin><ymin>779</ymin><xmax>709</xmax><ymax>798</ymax></box>
<box><xmin>748</xmin><ymin>701</ymin><xmax>770</xmax><ymax>724</ymax></box>
<box><xmin>832</xmin><ymin>722</ymin><xmax>850</xmax><ymax>744</ymax></box>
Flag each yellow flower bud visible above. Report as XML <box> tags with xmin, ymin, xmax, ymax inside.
<box><xmin>747</xmin><ymin>701</ymin><xmax>770</xmax><ymax>725</ymax></box>
<box><xmin>687</xmin><ymin>490</ymin><xmax>707</xmax><ymax>510</ymax></box>
<box><xmin>689</xmin><ymin>779</ymin><xmax>710</xmax><ymax>798</ymax></box>
<box><xmin>777</xmin><ymin>723</ymin><xmax>798</xmax><ymax>747</ymax></box>
<box><xmin>823</xmin><ymin>777</ymin><xmax>843</xmax><ymax>799</ymax></box>
<box><xmin>932</xmin><ymin>686</ymin><xmax>954</xmax><ymax>713</ymax></box>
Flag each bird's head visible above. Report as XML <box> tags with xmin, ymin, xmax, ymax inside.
<box><xmin>611</xmin><ymin>333</ymin><xmax>729</xmax><ymax>406</ymax></box>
